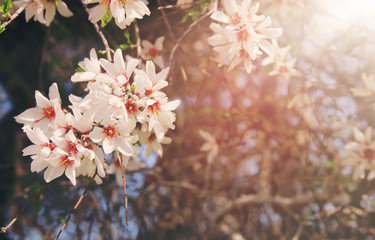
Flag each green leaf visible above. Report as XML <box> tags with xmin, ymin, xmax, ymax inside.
<box><xmin>124</xmin><ymin>30</ymin><xmax>133</xmax><ymax>45</ymax></box>
<box><xmin>22</xmin><ymin>193</ymin><xmax>29</xmax><ymax>199</ymax></box>
<box><xmin>0</xmin><ymin>27</ymin><xmax>6</xmax><ymax>34</ymax></box>
<box><xmin>180</xmin><ymin>14</ymin><xmax>190</xmax><ymax>24</ymax></box>
<box><xmin>124</xmin><ymin>30</ymin><xmax>130</xmax><ymax>41</ymax></box>
<box><xmin>57</xmin><ymin>215</ymin><xmax>66</xmax><ymax>224</ymax></box>
<box><xmin>118</xmin><ymin>43</ymin><xmax>129</xmax><ymax>50</ymax></box>
<box><xmin>1</xmin><ymin>0</ymin><xmax>12</xmax><ymax>15</ymax></box>
<box><xmin>100</xmin><ymin>10</ymin><xmax>111</xmax><ymax>27</ymax></box>
<box><xmin>326</xmin><ymin>160</ymin><xmax>334</xmax><ymax>170</ymax></box>
<box><xmin>75</xmin><ymin>66</ymin><xmax>85</xmax><ymax>72</ymax></box>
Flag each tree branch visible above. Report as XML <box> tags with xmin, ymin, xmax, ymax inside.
<box><xmin>1</xmin><ymin>183</ymin><xmax>47</xmax><ymax>234</ymax></box>
<box><xmin>119</xmin><ymin>153</ymin><xmax>128</xmax><ymax>226</ymax></box>
<box><xmin>0</xmin><ymin>0</ymin><xmax>32</xmax><ymax>30</ymax></box>
<box><xmin>82</xmin><ymin>1</ymin><xmax>112</xmax><ymax>61</ymax></box>
<box><xmin>167</xmin><ymin>0</ymin><xmax>217</xmax><ymax>82</ymax></box>
<box><xmin>55</xmin><ymin>172</ymin><xmax>98</xmax><ymax>240</ymax></box>
<box><xmin>157</xmin><ymin>0</ymin><xmax>175</xmax><ymax>40</ymax></box>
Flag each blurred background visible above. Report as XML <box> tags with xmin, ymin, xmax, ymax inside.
<box><xmin>1</xmin><ymin>0</ymin><xmax>375</xmax><ymax>239</ymax></box>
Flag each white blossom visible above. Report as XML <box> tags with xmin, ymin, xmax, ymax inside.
<box><xmin>86</xmin><ymin>0</ymin><xmax>150</xmax><ymax>29</ymax></box>
<box><xmin>141</xmin><ymin>36</ymin><xmax>165</xmax><ymax>68</ymax></box>
<box><xmin>21</xmin><ymin>0</ymin><xmax>73</xmax><ymax>26</ymax></box>
<box><xmin>343</xmin><ymin>127</ymin><xmax>375</xmax><ymax>180</ymax></box>
<box><xmin>199</xmin><ymin>130</ymin><xmax>219</xmax><ymax>163</ymax></box>
<box><xmin>208</xmin><ymin>0</ymin><xmax>282</xmax><ymax>72</ymax></box>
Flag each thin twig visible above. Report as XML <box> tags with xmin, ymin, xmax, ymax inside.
<box><xmin>119</xmin><ymin>154</ymin><xmax>128</xmax><ymax>226</ymax></box>
<box><xmin>1</xmin><ymin>183</ymin><xmax>47</xmax><ymax>233</ymax></box>
<box><xmin>55</xmin><ymin>173</ymin><xmax>97</xmax><ymax>240</ymax></box>
<box><xmin>133</xmin><ymin>22</ymin><xmax>141</xmax><ymax>58</ymax></box>
<box><xmin>82</xmin><ymin>1</ymin><xmax>112</xmax><ymax>61</ymax></box>
<box><xmin>0</xmin><ymin>0</ymin><xmax>32</xmax><ymax>30</ymax></box>
<box><xmin>157</xmin><ymin>0</ymin><xmax>175</xmax><ymax>40</ymax></box>
<box><xmin>291</xmin><ymin>222</ymin><xmax>304</xmax><ymax>240</ymax></box>
<box><xmin>259</xmin><ymin>149</ymin><xmax>272</xmax><ymax>196</ymax></box>
<box><xmin>167</xmin><ymin>0</ymin><xmax>217</xmax><ymax>82</ymax></box>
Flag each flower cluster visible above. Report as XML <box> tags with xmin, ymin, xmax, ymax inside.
<box><xmin>85</xmin><ymin>0</ymin><xmax>150</xmax><ymax>29</ymax></box>
<box><xmin>15</xmin><ymin>0</ymin><xmax>73</xmax><ymax>26</ymax></box>
<box><xmin>15</xmin><ymin>48</ymin><xmax>179</xmax><ymax>185</ymax></box>
<box><xmin>262</xmin><ymin>39</ymin><xmax>300</xmax><ymax>79</ymax></box>
<box><xmin>207</xmin><ymin>0</ymin><xmax>282</xmax><ymax>73</ymax></box>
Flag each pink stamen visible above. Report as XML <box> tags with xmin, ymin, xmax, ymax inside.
<box><xmin>231</xmin><ymin>13</ymin><xmax>241</xmax><ymax>25</ymax></box>
<box><xmin>148</xmin><ymin>133</ymin><xmax>156</xmax><ymax>142</ymax></box>
<box><xmin>148</xmin><ymin>101</ymin><xmax>161</xmax><ymax>113</ymax></box>
<box><xmin>363</xmin><ymin>148</ymin><xmax>375</xmax><ymax>161</ymax></box>
<box><xmin>42</xmin><ymin>106</ymin><xmax>56</xmax><ymax>121</ymax></box>
<box><xmin>279</xmin><ymin>66</ymin><xmax>289</xmax><ymax>73</ymax></box>
<box><xmin>60</xmin><ymin>155</ymin><xmax>74</xmax><ymax>168</ymax></box>
<box><xmin>102</xmin><ymin>125</ymin><xmax>118</xmax><ymax>138</ymax></box>
<box><xmin>148</xmin><ymin>47</ymin><xmax>158</xmax><ymax>59</ymax></box>
<box><xmin>66</xmin><ymin>141</ymin><xmax>78</xmax><ymax>155</ymax></box>
<box><xmin>102</xmin><ymin>0</ymin><xmax>111</xmax><ymax>7</ymax></box>
<box><xmin>237</xmin><ymin>29</ymin><xmax>249</xmax><ymax>42</ymax></box>
<box><xmin>145</xmin><ymin>89</ymin><xmax>152</xmax><ymax>96</ymax></box>
<box><xmin>240</xmin><ymin>49</ymin><xmax>250</xmax><ymax>59</ymax></box>
<box><xmin>125</xmin><ymin>100</ymin><xmax>138</xmax><ymax>114</ymax></box>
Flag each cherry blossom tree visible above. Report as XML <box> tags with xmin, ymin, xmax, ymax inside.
<box><xmin>1</xmin><ymin>0</ymin><xmax>375</xmax><ymax>239</ymax></box>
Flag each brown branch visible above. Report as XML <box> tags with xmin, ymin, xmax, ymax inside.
<box><xmin>82</xmin><ymin>1</ymin><xmax>112</xmax><ymax>61</ymax></box>
<box><xmin>167</xmin><ymin>0</ymin><xmax>217</xmax><ymax>82</ymax></box>
<box><xmin>119</xmin><ymin>154</ymin><xmax>128</xmax><ymax>226</ymax></box>
<box><xmin>212</xmin><ymin>194</ymin><xmax>313</xmax><ymax>223</ymax></box>
<box><xmin>133</xmin><ymin>22</ymin><xmax>141</xmax><ymax>58</ymax></box>
<box><xmin>54</xmin><ymin>154</ymin><xmax>110</xmax><ymax>239</ymax></box>
<box><xmin>291</xmin><ymin>222</ymin><xmax>304</xmax><ymax>240</ymax></box>
<box><xmin>0</xmin><ymin>0</ymin><xmax>32</xmax><ymax>30</ymax></box>
<box><xmin>1</xmin><ymin>183</ymin><xmax>47</xmax><ymax>234</ymax></box>
<box><xmin>259</xmin><ymin>149</ymin><xmax>272</xmax><ymax>196</ymax></box>
<box><xmin>157</xmin><ymin>0</ymin><xmax>175</xmax><ymax>40</ymax></box>
<box><xmin>55</xmin><ymin>172</ymin><xmax>97</xmax><ymax>240</ymax></box>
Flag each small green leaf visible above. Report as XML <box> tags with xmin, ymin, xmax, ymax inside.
<box><xmin>0</xmin><ymin>27</ymin><xmax>5</xmax><ymax>34</ymax></box>
<box><xmin>75</xmin><ymin>66</ymin><xmax>85</xmax><ymax>72</ymax></box>
<box><xmin>57</xmin><ymin>215</ymin><xmax>66</xmax><ymax>224</ymax></box>
<box><xmin>1</xmin><ymin>0</ymin><xmax>12</xmax><ymax>14</ymax></box>
<box><xmin>326</xmin><ymin>160</ymin><xmax>334</xmax><ymax>170</ymax></box>
<box><xmin>124</xmin><ymin>30</ymin><xmax>130</xmax><ymax>41</ymax></box>
<box><xmin>180</xmin><ymin>14</ymin><xmax>189</xmax><ymax>24</ymax></box>
<box><xmin>124</xmin><ymin>30</ymin><xmax>133</xmax><ymax>45</ymax></box>
<box><xmin>118</xmin><ymin>43</ymin><xmax>129</xmax><ymax>50</ymax></box>
<box><xmin>100</xmin><ymin>10</ymin><xmax>111</xmax><ymax>27</ymax></box>
<box><xmin>22</xmin><ymin>193</ymin><xmax>29</xmax><ymax>199</ymax></box>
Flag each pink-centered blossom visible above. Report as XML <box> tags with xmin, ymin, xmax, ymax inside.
<box><xmin>199</xmin><ymin>130</ymin><xmax>219</xmax><ymax>163</ymax></box>
<box><xmin>141</xmin><ymin>36</ymin><xmax>165</xmax><ymax>68</ymax></box>
<box><xmin>15</xmin><ymin>83</ymin><xmax>62</xmax><ymax>134</ymax></box>
<box><xmin>86</xmin><ymin>0</ymin><xmax>150</xmax><ymax>29</ymax></box>
<box><xmin>208</xmin><ymin>0</ymin><xmax>282</xmax><ymax>72</ymax></box>
<box><xmin>344</xmin><ymin>127</ymin><xmax>375</xmax><ymax>180</ymax></box>
<box><xmin>21</xmin><ymin>0</ymin><xmax>73</xmax><ymax>26</ymax></box>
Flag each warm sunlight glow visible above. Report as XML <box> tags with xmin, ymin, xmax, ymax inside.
<box><xmin>320</xmin><ymin>0</ymin><xmax>375</xmax><ymax>25</ymax></box>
